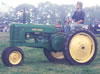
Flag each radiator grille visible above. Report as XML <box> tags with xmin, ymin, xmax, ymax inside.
<box><xmin>13</xmin><ymin>27</ymin><xmax>21</xmax><ymax>41</ymax></box>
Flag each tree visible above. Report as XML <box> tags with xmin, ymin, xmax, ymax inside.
<box><xmin>15</xmin><ymin>3</ymin><xmax>36</xmax><ymax>23</ymax></box>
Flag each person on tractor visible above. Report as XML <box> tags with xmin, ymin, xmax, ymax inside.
<box><xmin>69</xmin><ymin>2</ymin><xmax>85</xmax><ymax>30</ymax></box>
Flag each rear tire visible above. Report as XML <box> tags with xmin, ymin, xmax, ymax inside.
<box><xmin>63</xmin><ymin>29</ymin><xmax>97</xmax><ymax>65</ymax></box>
<box><xmin>43</xmin><ymin>48</ymin><xmax>65</xmax><ymax>62</ymax></box>
<box><xmin>2</xmin><ymin>47</ymin><xmax>24</xmax><ymax>66</ymax></box>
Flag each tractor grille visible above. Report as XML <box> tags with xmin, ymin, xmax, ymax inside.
<box><xmin>13</xmin><ymin>27</ymin><xmax>21</xmax><ymax>41</ymax></box>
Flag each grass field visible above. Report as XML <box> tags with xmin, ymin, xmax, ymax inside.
<box><xmin>0</xmin><ymin>32</ymin><xmax>100</xmax><ymax>74</ymax></box>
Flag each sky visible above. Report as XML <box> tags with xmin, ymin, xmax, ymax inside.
<box><xmin>1</xmin><ymin>0</ymin><xmax>100</xmax><ymax>8</ymax></box>
<box><xmin>0</xmin><ymin>0</ymin><xmax>100</xmax><ymax>12</ymax></box>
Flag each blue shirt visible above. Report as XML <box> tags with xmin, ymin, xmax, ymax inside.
<box><xmin>72</xmin><ymin>10</ymin><xmax>85</xmax><ymax>24</ymax></box>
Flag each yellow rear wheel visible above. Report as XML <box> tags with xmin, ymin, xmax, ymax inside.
<box><xmin>43</xmin><ymin>48</ymin><xmax>65</xmax><ymax>62</ymax></box>
<box><xmin>63</xmin><ymin>29</ymin><xmax>97</xmax><ymax>65</ymax></box>
<box><xmin>51</xmin><ymin>52</ymin><xmax>64</xmax><ymax>59</ymax></box>
<box><xmin>69</xmin><ymin>32</ymin><xmax>95</xmax><ymax>63</ymax></box>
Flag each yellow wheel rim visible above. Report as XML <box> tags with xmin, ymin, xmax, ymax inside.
<box><xmin>9</xmin><ymin>51</ymin><xmax>22</xmax><ymax>65</ymax></box>
<box><xmin>69</xmin><ymin>32</ymin><xmax>95</xmax><ymax>63</ymax></box>
<box><xmin>51</xmin><ymin>52</ymin><xmax>64</xmax><ymax>59</ymax></box>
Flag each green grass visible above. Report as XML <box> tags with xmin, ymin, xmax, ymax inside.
<box><xmin>0</xmin><ymin>32</ymin><xmax>100</xmax><ymax>74</ymax></box>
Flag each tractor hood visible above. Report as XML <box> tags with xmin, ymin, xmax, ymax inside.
<box><xmin>10</xmin><ymin>24</ymin><xmax>57</xmax><ymax>33</ymax></box>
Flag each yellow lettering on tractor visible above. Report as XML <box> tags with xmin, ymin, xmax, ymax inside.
<box><xmin>32</xmin><ymin>28</ymin><xmax>43</xmax><ymax>31</ymax></box>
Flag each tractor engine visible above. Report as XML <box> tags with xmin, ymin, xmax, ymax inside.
<box><xmin>10</xmin><ymin>23</ymin><xmax>64</xmax><ymax>51</ymax></box>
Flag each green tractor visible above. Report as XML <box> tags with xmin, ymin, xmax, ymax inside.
<box><xmin>1</xmin><ymin>20</ymin><xmax>97</xmax><ymax>66</ymax></box>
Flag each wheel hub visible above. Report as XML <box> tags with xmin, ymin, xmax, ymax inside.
<box><xmin>9</xmin><ymin>51</ymin><xmax>22</xmax><ymax>65</ymax></box>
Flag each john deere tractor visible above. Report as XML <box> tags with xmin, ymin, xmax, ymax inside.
<box><xmin>1</xmin><ymin>18</ymin><xmax>97</xmax><ymax>66</ymax></box>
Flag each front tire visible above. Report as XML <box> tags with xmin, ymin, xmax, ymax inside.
<box><xmin>63</xmin><ymin>29</ymin><xmax>97</xmax><ymax>65</ymax></box>
<box><xmin>2</xmin><ymin>47</ymin><xmax>24</xmax><ymax>66</ymax></box>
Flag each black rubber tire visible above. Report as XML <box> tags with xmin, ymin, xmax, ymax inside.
<box><xmin>2</xmin><ymin>47</ymin><xmax>24</xmax><ymax>66</ymax></box>
<box><xmin>43</xmin><ymin>48</ymin><xmax>65</xmax><ymax>62</ymax></box>
<box><xmin>63</xmin><ymin>29</ymin><xmax>97</xmax><ymax>65</ymax></box>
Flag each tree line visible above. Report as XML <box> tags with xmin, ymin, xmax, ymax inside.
<box><xmin>0</xmin><ymin>2</ymin><xmax>100</xmax><ymax>26</ymax></box>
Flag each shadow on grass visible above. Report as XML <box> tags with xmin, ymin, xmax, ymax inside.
<box><xmin>24</xmin><ymin>58</ymin><xmax>72</xmax><ymax>66</ymax></box>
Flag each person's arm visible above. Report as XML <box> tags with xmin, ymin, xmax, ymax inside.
<box><xmin>68</xmin><ymin>12</ymin><xmax>76</xmax><ymax>22</ymax></box>
<box><xmin>74</xmin><ymin>20</ymin><xmax>84</xmax><ymax>24</ymax></box>
<box><xmin>74</xmin><ymin>11</ymin><xmax>85</xmax><ymax>24</ymax></box>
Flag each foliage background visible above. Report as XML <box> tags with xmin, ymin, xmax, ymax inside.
<box><xmin>0</xmin><ymin>2</ymin><xmax>100</xmax><ymax>26</ymax></box>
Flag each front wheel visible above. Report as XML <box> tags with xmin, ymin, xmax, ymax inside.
<box><xmin>63</xmin><ymin>29</ymin><xmax>97</xmax><ymax>65</ymax></box>
<box><xmin>2</xmin><ymin>47</ymin><xmax>24</xmax><ymax>66</ymax></box>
